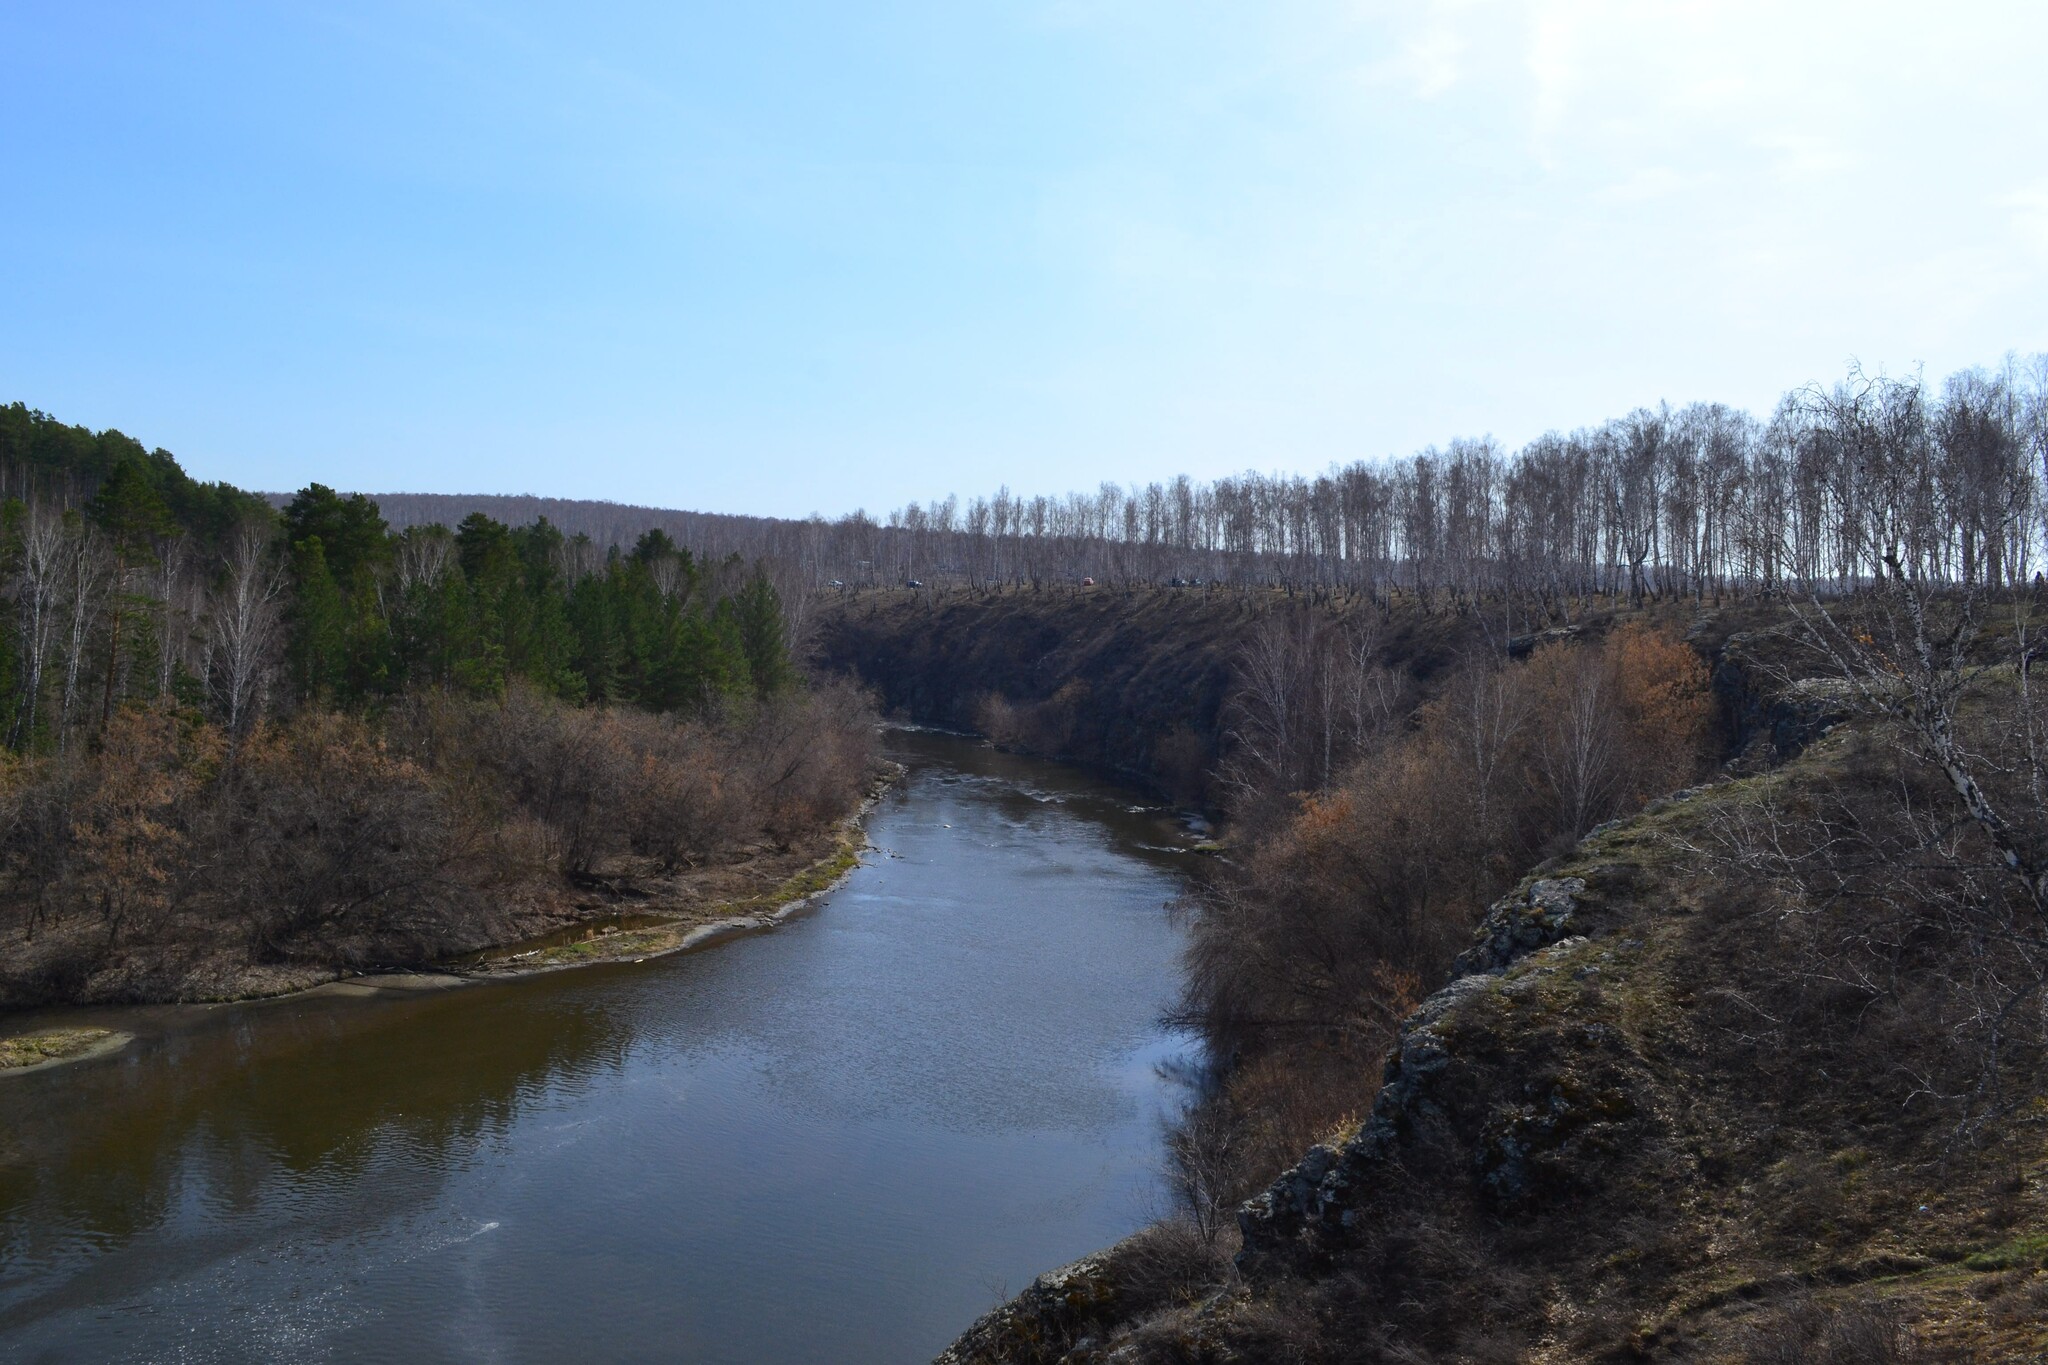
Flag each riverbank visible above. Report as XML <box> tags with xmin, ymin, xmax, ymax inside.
<box><xmin>0</xmin><ymin>729</ymin><xmax>1193</xmax><ymax>1364</ymax></box>
<box><xmin>459</xmin><ymin>761</ymin><xmax>901</xmax><ymax>978</ymax></box>
<box><xmin>0</xmin><ymin>1025</ymin><xmax>133</xmax><ymax>1076</ymax></box>
<box><xmin>0</xmin><ymin>683</ymin><xmax>886</xmax><ymax>1013</ymax></box>
<box><xmin>936</xmin><ymin>713</ymin><xmax>2048</xmax><ymax>1362</ymax></box>
<box><xmin>0</xmin><ymin>761</ymin><xmax>902</xmax><ymax>1076</ymax></box>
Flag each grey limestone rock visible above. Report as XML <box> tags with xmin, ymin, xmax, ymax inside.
<box><xmin>1237</xmin><ymin>880</ymin><xmax>1601</xmax><ymax>1275</ymax></box>
<box><xmin>1451</xmin><ymin>877</ymin><xmax>1587</xmax><ymax>978</ymax></box>
<box><xmin>1235</xmin><ymin>971</ymin><xmax>1496</xmax><ymax>1273</ymax></box>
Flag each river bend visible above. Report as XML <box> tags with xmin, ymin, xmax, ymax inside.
<box><xmin>0</xmin><ymin>731</ymin><xmax>1196</xmax><ymax>1363</ymax></box>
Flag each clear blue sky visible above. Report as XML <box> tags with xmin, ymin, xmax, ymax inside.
<box><xmin>4</xmin><ymin>2</ymin><xmax>2045</xmax><ymax>518</ymax></box>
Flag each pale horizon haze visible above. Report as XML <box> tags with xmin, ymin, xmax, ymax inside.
<box><xmin>3</xmin><ymin>2</ymin><xmax>2045</xmax><ymax>518</ymax></box>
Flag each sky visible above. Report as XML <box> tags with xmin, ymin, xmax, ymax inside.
<box><xmin>3</xmin><ymin>2</ymin><xmax>2046</xmax><ymax>519</ymax></box>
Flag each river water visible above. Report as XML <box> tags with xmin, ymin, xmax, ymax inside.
<box><xmin>0</xmin><ymin>731</ymin><xmax>1198</xmax><ymax>1364</ymax></box>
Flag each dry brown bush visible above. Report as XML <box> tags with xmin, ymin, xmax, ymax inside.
<box><xmin>195</xmin><ymin>710</ymin><xmax>514</xmax><ymax>963</ymax></box>
<box><xmin>0</xmin><ymin>705</ymin><xmax>522</xmax><ymax>1001</ymax></box>
<box><xmin>973</xmin><ymin>680</ymin><xmax>1088</xmax><ymax>758</ymax></box>
<box><xmin>400</xmin><ymin>679</ymin><xmax>878</xmax><ymax>879</ymax></box>
<box><xmin>1187</xmin><ymin>627</ymin><xmax>1709</xmax><ymax>1054</ymax></box>
<box><xmin>1739</xmin><ymin>1295</ymin><xmax>1932</xmax><ymax>1365</ymax></box>
<box><xmin>0</xmin><ymin>681</ymin><xmax>879</xmax><ymax>1006</ymax></box>
<box><xmin>736</xmin><ymin>680</ymin><xmax>879</xmax><ymax>847</ymax></box>
<box><xmin>1169</xmin><ymin>625</ymin><xmax>1712</xmax><ymax>1230</ymax></box>
<box><xmin>1112</xmin><ymin>1219</ymin><xmax>1229</xmax><ymax>1310</ymax></box>
<box><xmin>401</xmin><ymin>683</ymin><xmax>639</xmax><ymax>877</ymax></box>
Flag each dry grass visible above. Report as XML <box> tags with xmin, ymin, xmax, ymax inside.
<box><xmin>474</xmin><ymin>829</ymin><xmax>872</xmax><ymax>973</ymax></box>
<box><xmin>0</xmin><ymin>1025</ymin><xmax>122</xmax><ymax>1070</ymax></box>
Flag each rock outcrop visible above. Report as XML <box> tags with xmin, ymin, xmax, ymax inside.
<box><xmin>1710</xmin><ymin>629</ymin><xmax>1855</xmax><ymax>764</ymax></box>
<box><xmin>1451</xmin><ymin>876</ymin><xmax>1586</xmax><ymax>977</ymax></box>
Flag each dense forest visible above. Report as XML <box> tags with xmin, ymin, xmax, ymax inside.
<box><xmin>0</xmin><ymin>401</ymin><xmax>800</xmax><ymax>747</ymax></box>
<box><xmin>0</xmin><ymin>402</ymin><xmax>875</xmax><ymax>1009</ymax></box>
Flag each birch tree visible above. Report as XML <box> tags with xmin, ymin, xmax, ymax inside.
<box><xmin>210</xmin><ymin>518</ymin><xmax>286</xmax><ymax>734</ymax></box>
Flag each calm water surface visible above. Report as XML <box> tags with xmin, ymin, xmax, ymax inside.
<box><xmin>0</xmin><ymin>732</ymin><xmax>1198</xmax><ymax>1363</ymax></box>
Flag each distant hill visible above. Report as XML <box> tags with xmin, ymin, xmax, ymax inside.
<box><xmin>265</xmin><ymin>490</ymin><xmax>816</xmax><ymax>562</ymax></box>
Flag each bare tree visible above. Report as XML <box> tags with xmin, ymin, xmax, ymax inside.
<box><xmin>210</xmin><ymin>518</ymin><xmax>286</xmax><ymax>734</ymax></box>
<box><xmin>55</xmin><ymin>522</ymin><xmax>111</xmax><ymax>751</ymax></box>
<box><xmin>1524</xmin><ymin>642</ymin><xmax>1620</xmax><ymax>839</ymax></box>
<box><xmin>9</xmin><ymin>503</ymin><xmax>67</xmax><ymax>747</ymax></box>
<box><xmin>1221</xmin><ymin>614</ymin><xmax>1309</xmax><ymax>803</ymax></box>
<box><xmin>150</xmin><ymin>532</ymin><xmax>194</xmax><ymax>700</ymax></box>
<box><xmin>394</xmin><ymin>524</ymin><xmax>454</xmax><ymax>592</ymax></box>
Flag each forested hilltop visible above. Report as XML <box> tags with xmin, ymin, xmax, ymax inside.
<box><xmin>0</xmin><ymin>402</ymin><xmax>878</xmax><ymax>1009</ymax></box>
<box><xmin>247</xmin><ymin>356</ymin><xmax>2047</xmax><ymax>613</ymax></box>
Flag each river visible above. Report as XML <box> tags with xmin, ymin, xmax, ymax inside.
<box><xmin>0</xmin><ymin>731</ymin><xmax>1199</xmax><ymax>1363</ymax></box>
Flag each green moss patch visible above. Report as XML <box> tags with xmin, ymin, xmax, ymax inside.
<box><xmin>0</xmin><ymin>1026</ymin><xmax>125</xmax><ymax>1071</ymax></box>
<box><xmin>1963</xmin><ymin>1233</ymin><xmax>2048</xmax><ymax>1273</ymax></box>
<box><xmin>728</xmin><ymin>839</ymin><xmax>863</xmax><ymax>914</ymax></box>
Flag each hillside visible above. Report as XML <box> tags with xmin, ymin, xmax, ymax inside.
<box><xmin>0</xmin><ymin>406</ymin><xmax>880</xmax><ymax>1012</ymax></box>
<box><xmin>805</xmin><ymin>580</ymin><xmax>2048</xmax><ymax>1365</ymax></box>
<box><xmin>935</xmin><ymin>691</ymin><xmax>2048</xmax><ymax>1363</ymax></box>
<box><xmin>274</xmin><ymin>489</ymin><xmax>808</xmax><ymax>562</ymax></box>
<box><xmin>0</xmin><ymin>402</ymin><xmax>269</xmax><ymax>543</ymax></box>
<box><xmin>813</xmin><ymin>587</ymin><xmax>1503</xmax><ymax>804</ymax></box>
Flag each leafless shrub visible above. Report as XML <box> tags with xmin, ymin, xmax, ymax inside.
<box><xmin>737</xmin><ymin>680</ymin><xmax>879</xmax><ymax>846</ymax></box>
<box><xmin>402</xmin><ymin>679</ymin><xmax>877</xmax><ymax>878</ymax></box>
<box><xmin>1165</xmin><ymin>1100</ymin><xmax>1243</xmax><ymax>1251</ymax></box>
<box><xmin>1983</xmin><ymin>1271</ymin><xmax>2048</xmax><ymax>1331</ymax></box>
<box><xmin>974</xmin><ymin>691</ymin><xmax>1023</xmax><ymax>749</ymax></box>
<box><xmin>1105</xmin><ymin>1291</ymin><xmax>1322</xmax><ymax>1365</ymax></box>
<box><xmin>0</xmin><ymin>681</ymin><xmax>877</xmax><ymax>1004</ymax></box>
<box><xmin>963</xmin><ymin>680</ymin><xmax>1090</xmax><ymax>759</ymax></box>
<box><xmin>1189</xmin><ymin>627</ymin><xmax>1711</xmax><ymax>1054</ymax></box>
<box><xmin>1739</xmin><ymin>1294</ymin><xmax>1928</xmax><ymax>1365</ymax></box>
<box><xmin>1217</xmin><ymin>610</ymin><xmax>1408</xmax><ymax>823</ymax></box>
<box><xmin>194</xmin><ymin>710</ymin><xmax>511</xmax><ymax>964</ymax></box>
<box><xmin>411</xmin><ymin>682</ymin><xmax>635</xmax><ymax>876</ymax></box>
<box><xmin>1678</xmin><ymin>707</ymin><xmax>2048</xmax><ymax>1135</ymax></box>
<box><xmin>1114</xmin><ymin>1218</ymin><xmax>1227</xmax><ymax>1307</ymax></box>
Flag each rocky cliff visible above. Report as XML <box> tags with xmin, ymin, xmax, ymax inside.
<box><xmin>938</xmin><ymin>726</ymin><xmax>2048</xmax><ymax>1362</ymax></box>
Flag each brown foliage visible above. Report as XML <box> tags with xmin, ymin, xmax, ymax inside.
<box><xmin>1190</xmin><ymin>625</ymin><xmax>1709</xmax><ymax>1049</ymax></box>
<box><xmin>0</xmin><ymin>682</ymin><xmax>879</xmax><ymax>1007</ymax></box>
<box><xmin>975</xmin><ymin>679</ymin><xmax>1089</xmax><ymax>758</ymax></box>
<box><xmin>202</xmin><ymin>711</ymin><xmax>514</xmax><ymax>962</ymax></box>
<box><xmin>398</xmin><ymin>678</ymin><xmax>877</xmax><ymax>880</ymax></box>
<box><xmin>67</xmin><ymin>708</ymin><xmax>216</xmax><ymax>948</ymax></box>
<box><xmin>1170</xmin><ymin>624</ymin><xmax>1711</xmax><ymax>1226</ymax></box>
<box><xmin>1608</xmin><ymin>620</ymin><xmax>1714</xmax><ymax>801</ymax></box>
<box><xmin>0</xmin><ymin>706</ymin><xmax>522</xmax><ymax>999</ymax></box>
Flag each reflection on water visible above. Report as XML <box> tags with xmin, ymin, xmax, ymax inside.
<box><xmin>0</xmin><ymin>731</ymin><xmax>1198</xmax><ymax>1364</ymax></box>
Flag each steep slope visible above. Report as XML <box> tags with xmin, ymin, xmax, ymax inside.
<box><xmin>814</xmin><ymin>588</ymin><xmax>1489</xmax><ymax>802</ymax></box>
<box><xmin>940</xmin><ymin>722</ymin><xmax>2048</xmax><ymax>1364</ymax></box>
